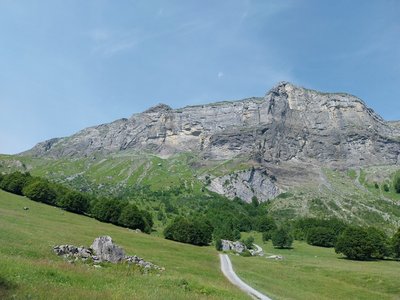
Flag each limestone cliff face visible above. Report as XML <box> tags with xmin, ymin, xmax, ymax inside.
<box><xmin>24</xmin><ymin>82</ymin><xmax>400</xmax><ymax>169</ymax></box>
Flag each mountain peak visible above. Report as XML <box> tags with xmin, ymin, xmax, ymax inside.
<box><xmin>143</xmin><ymin>103</ymin><xmax>172</xmax><ymax>114</ymax></box>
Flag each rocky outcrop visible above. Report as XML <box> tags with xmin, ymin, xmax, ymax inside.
<box><xmin>53</xmin><ymin>236</ymin><xmax>164</xmax><ymax>271</ymax></box>
<box><xmin>221</xmin><ymin>240</ymin><xmax>247</xmax><ymax>253</ymax></box>
<box><xmin>23</xmin><ymin>82</ymin><xmax>400</xmax><ymax>169</ymax></box>
<box><xmin>90</xmin><ymin>236</ymin><xmax>125</xmax><ymax>263</ymax></box>
<box><xmin>207</xmin><ymin>168</ymin><xmax>279</xmax><ymax>203</ymax></box>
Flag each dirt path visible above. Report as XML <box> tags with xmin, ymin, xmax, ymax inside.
<box><xmin>219</xmin><ymin>253</ymin><xmax>272</xmax><ymax>300</ymax></box>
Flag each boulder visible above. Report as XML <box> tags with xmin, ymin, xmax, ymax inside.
<box><xmin>90</xmin><ymin>236</ymin><xmax>125</xmax><ymax>263</ymax></box>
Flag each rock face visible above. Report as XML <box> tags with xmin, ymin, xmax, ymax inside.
<box><xmin>23</xmin><ymin>82</ymin><xmax>400</xmax><ymax>168</ymax></box>
<box><xmin>207</xmin><ymin>168</ymin><xmax>280</xmax><ymax>202</ymax></box>
<box><xmin>221</xmin><ymin>240</ymin><xmax>247</xmax><ymax>253</ymax></box>
<box><xmin>90</xmin><ymin>236</ymin><xmax>125</xmax><ymax>263</ymax></box>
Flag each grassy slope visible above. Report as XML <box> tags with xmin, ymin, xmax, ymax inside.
<box><xmin>0</xmin><ymin>190</ymin><xmax>247</xmax><ymax>300</ymax></box>
<box><xmin>232</xmin><ymin>233</ymin><xmax>400</xmax><ymax>300</ymax></box>
<box><xmin>1</xmin><ymin>154</ymin><xmax>400</xmax><ymax>231</ymax></box>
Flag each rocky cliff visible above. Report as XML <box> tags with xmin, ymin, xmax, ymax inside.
<box><xmin>24</xmin><ymin>82</ymin><xmax>400</xmax><ymax>169</ymax></box>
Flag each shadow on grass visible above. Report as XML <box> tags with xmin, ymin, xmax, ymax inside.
<box><xmin>0</xmin><ymin>276</ymin><xmax>17</xmax><ymax>298</ymax></box>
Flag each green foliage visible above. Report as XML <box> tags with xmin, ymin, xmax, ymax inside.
<box><xmin>119</xmin><ymin>204</ymin><xmax>151</xmax><ymax>233</ymax></box>
<box><xmin>271</xmin><ymin>227</ymin><xmax>293</xmax><ymax>249</ymax></box>
<box><xmin>22</xmin><ymin>180</ymin><xmax>57</xmax><ymax>205</ymax></box>
<box><xmin>374</xmin><ymin>182</ymin><xmax>379</xmax><ymax>189</ymax></box>
<box><xmin>366</xmin><ymin>227</ymin><xmax>391</xmax><ymax>259</ymax></box>
<box><xmin>394</xmin><ymin>172</ymin><xmax>400</xmax><ymax>193</ymax></box>
<box><xmin>256</xmin><ymin>215</ymin><xmax>277</xmax><ymax>232</ymax></box>
<box><xmin>306</xmin><ymin>227</ymin><xmax>337</xmax><ymax>248</ymax></box>
<box><xmin>383</xmin><ymin>184</ymin><xmax>390</xmax><ymax>192</ymax></box>
<box><xmin>215</xmin><ymin>238</ymin><xmax>223</xmax><ymax>251</ymax></box>
<box><xmin>262</xmin><ymin>231</ymin><xmax>272</xmax><ymax>242</ymax></box>
<box><xmin>335</xmin><ymin>226</ymin><xmax>390</xmax><ymax>260</ymax></box>
<box><xmin>391</xmin><ymin>227</ymin><xmax>400</xmax><ymax>258</ymax></box>
<box><xmin>91</xmin><ymin>198</ymin><xmax>125</xmax><ymax>225</ymax></box>
<box><xmin>164</xmin><ymin>217</ymin><xmax>213</xmax><ymax>246</ymax></box>
<box><xmin>240</xmin><ymin>249</ymin><xmax>252</xmax><ymax>257</ymax></box>
<box><xmin>58</xmin><ymin>191</ymin><xmax>90</xmax><ymax>214</ymax></box>
<box><xmin>292</xmin><ymin>217</ymin><xmax>347</xmax><ymax>241</ymax></box>
<box><xmin>0</xmin><ymin>171</ymin><xmax>32</xmax><ymax>195</ymax></box>
<box><xmin>242</xmin><ymin>236</ymin><xmax>254</xmax><ymax>249</ymax></box>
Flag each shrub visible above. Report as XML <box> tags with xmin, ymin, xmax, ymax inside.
<box><xmin>58</xmin><ymin>191</ymin><xmax>90</xmax><ymax>214</ymax></box>
<box><xmin>0</xmin><ymin>172</ymin><xmax>32</xmax><ymax>195</ymax></box>
<box><xmin>22</xmin><ymin>180</ymin><xmax>57</xmax><ymax>205</ymax></box>
<box><xmin>262</xmin><ymin>231</ymin><xmax>272</xmax><ymax>242</ymax></box>
<box><xmin>164</xmin><ymin>217</ymin><xmax>213</xmax><ymax>246</ymax></box>
<box><xmin>119</xmin><ymin>204</ymin><xmax>152</xmax><ymax>233</ymax></box>
<box><xmin>394</xmin><ymin>173</ymin><xmax>400</xmax><ymax>193</ymax></box>
<box><xmin>242</xmin><ymin>236</ymin><xmax>254</xmax><ymax>249</ymax></box>
<box><xmin>215</xmin><ymin>239</ymin><xmax>223</xmax><ymax>251</ymax></box>
<box><xmin>306</xmin><ymin>227</ymin><xmax>336</xmax><ymax>247</ymax></box>
<box><xmin>391</xmin><ymin>227</ymin><xmax>400</xmax><ymax>258</ymax></box>
<box><xmin>271</xmin><ymin>227</ymin><xmax>293</xmax><ymax>249</ymax></box>
<box><xmin>91</xmin><ymin>198</ymin><xmax>125</xmax><ymax>225</ymax></box>
<box><xmin>335</xmin><ymin>226</ymin><xmax>389</xmax><ymax>260</ymax></box>
<box><xmin>383</xmin><ymin>184</ymin><xmax>390</xmax><ymax>192</ymax></box>
<box><xmin>256</xmin><ymin>215</ymin><xmax>277</xmax><ymax>232</ymax></box>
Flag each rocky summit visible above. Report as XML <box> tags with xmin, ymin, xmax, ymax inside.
<box><xmin>24</xmin><ymin>82</ymin><xmax>400</xmax><ymax>168</ymax></box>
<box><xmin>20</xmin><ymin>82</ymin><xmax>400</xmax><ymax>203</ymax></box>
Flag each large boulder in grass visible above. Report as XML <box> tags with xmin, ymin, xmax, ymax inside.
<box><xmin>90</xmin><ymin>236</ymin><xmax>125</xmax><ymax>263</ymax></box>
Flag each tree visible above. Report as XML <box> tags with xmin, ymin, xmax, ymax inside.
<box><xmin>58</xmin><ymin>191</ymin><xmax>89</xmax><ymax>214</ymax></box>
<box><xmin>256</xmin><ymin>215</ymin><xmax>277</xmax><ymax>233</ymax></box>
<box><xmin>243</xmin><ymin>236</ymin><xmax>254</xmax><ymax>249</ymax></box>
<box><xmin>394</xmin><ymin>172</ymin><xmax>400</xmax><ymax>193</ymax></box>
<box><xmin>366</xmin><ymin>227</ymin><xmax>390</xmax><ymax>259</ymax></box>
<box><xmin>119</xmin><ymin>204</ymin><xmax>151</xmax><ymax>233</ymax></box>
<box><xmin>306</xmin><ymin>227</ymin><xmax>336</xmax><ymax>247</ymax></box>
<box><xmin>392</xmin><ymin>227</ymin><xmax>400</xmax><ymax>258</ymax></box>
<box><xmin>164</xmin><ymin>217</ymin><xmax>213</xmax><ymax>246</ymax></box>
<box><xmin>271</xmin><ymin>228</ymin><xmax>293</xmax><ymax>249</ymax></box>
<box><xmin>335</xmin><ymin>227</ymin><xmax>377</xmax><ymax>260</ymax></box>
<box><xmin>22</xmin><ymin>180</ymin><xmax>57</xmax><ymax>205</ymax></box>
<box><xmin>262</xmin><ymin>231</ymin><xmax>272</xmax><ymax>242</ymax></box>
<box><xmin>215</xmin><ymin>238</ymin><xmax>223</xmax><ymax>251</ymax></box>
<box><xmin>0</xmin><ymin>172</ymin><xmax>32</xmax><ymax>195</ymax></box>
<box><xmin>91</xmin><ymin>198</ymin><xmax>125</xmax><ymax>225</ymax></box>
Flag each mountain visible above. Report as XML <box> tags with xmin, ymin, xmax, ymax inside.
<box><xmin>24</xmin><ymin>82</ymin><xmax>400</xmax><ymax>167</ymax></box>
<box><xmin>2</xmin><ymin>82</ymin><xmax>400</xmax><ymax>229</ymax></box>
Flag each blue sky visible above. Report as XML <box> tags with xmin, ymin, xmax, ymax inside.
<box><xmin>0</xmin><ymin>0</ymin><xmax>399</xmax><ymax>154</ymax></box>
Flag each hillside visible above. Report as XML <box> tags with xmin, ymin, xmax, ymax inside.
<box><xmin>0</xmin><ymin>190</ymin><xmax>246</xmax><ymax>300</ymax></box>
<box><xmin>1</xmin><ymin>82</ymin><xmax>400</xmax><ymax>230</ymax></box>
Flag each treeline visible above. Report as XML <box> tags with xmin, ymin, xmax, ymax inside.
<box><xmin>291</xmin><ymin>217</ymin><xmax>400</xmax><ymax>261</ymax></box>
<box><xmin>0</xmin><ymin>172</ymin><xmax>153</xmax><ymax>233</ymax></box>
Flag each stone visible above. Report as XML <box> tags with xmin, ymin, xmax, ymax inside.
<box><xmin>90</xmin><ymin>236</ymin><xmax>125</xmax><ymax>263</ymax></box>
<box><xmin>221</xmin><ymin>239</ymin><xmax>247</xmax><ymax>254</ymax></box>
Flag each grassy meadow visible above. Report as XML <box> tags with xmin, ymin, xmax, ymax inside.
<box><xmin>0</xmin><ymin>190</ymin><xmax>247</xmax><ymax>300</ymax></box>
<box><xmin>232</xmin><ymin>233</ymin><xmax>400</xmax><ymax>300</ymax></box>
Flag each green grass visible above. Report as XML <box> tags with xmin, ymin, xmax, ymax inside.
<box><xmin>0</xmin><ymin>190</ymin><xmax>247</xmax><ymax>300</ymax></box>
<box><xmin>233</xmin><ymin>233</ymin><xmax>400</xmax><ymax>300</ymax></box>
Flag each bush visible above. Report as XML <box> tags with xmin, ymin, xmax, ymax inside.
<box><xmin>391</xmin><ymin>227</ymin><xmax>400</xmax><ymax>258</ymax></box>
<box><xmin>262</xmin><ymin>231</ymin><xmax>272</xmax><ymax>242</ymax></box>
<box><xmin>335</xmin><ymin>226</ymin><xmax>389</xmax><ymax>260</ymax></box>
<box><xmin>119</xmin><ymin>204</ymin><xmax>152</xmax><ymax>233</ymax></box>
<box><xmin>0</xmin><ymin>172</ymin><xmax>32</xmax><ymax>195</ymax></box>
<box><xmin>394</xmin><ymin>173</ymin><xmax>400</xmax><ymax>193</ymax></box>
<box><xmin>242</xmin><ymin>236</ymin><xmax>254</xmax><ymax>249</ymax></box>
<box><xmin>58</xmin><ymin>191</ymin><xmax>90</xmax><ymax>214</ymax></box>
<box><xmin>22</xmin><ymin>180</ymin><xmax>57</xmax><ymax>205</ymax></box>
<box><xmin>256</xmin><ymin>215</ymin><xmax>277</xmax><ymax>233</ymax></box>
<box><xmin>367</xmin><ymin>227</ymin><xmax>391</xmax><ymax>259</ymax></box>
<box><xmin>164</xmin><ymin>217</ymin><xmax>213</xmax><ymax>246</ymax></box>
<box><xmin>91</xmin><ymin>198</ymin><xmax>125</xmax><ymax>225</ymax></box>
<box><xmin>271</xmin><ymin>227</ymin><xmax>293</xmax><ymax>249</ymax></box>
<box><xmin>383</xmin><ymin>184</ymin><xmax>390</xmax><ymax>192</ymax></box>
<box><xmin>215</xmin><ymin>239</ymin><xmax>223</xmax><ymax>251</ymax></box>
<box><xmin>306</xmin><ymin>227</ymin><xmax>336</xmax><ymax>247</ymax></box>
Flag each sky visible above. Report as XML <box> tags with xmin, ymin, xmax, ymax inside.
<box><xmin>0</xmin><ymin>0</ymin><xmax>399</xmax><ymax>154</ymax></box>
